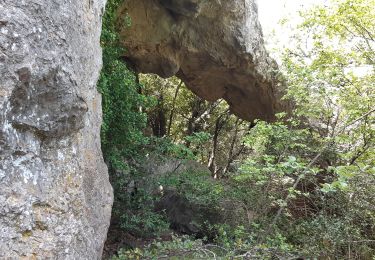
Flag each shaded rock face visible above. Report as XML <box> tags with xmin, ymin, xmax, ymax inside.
<box><xmin>155</xmin><ymin>190</ymin><xmax>203</xmax><ymax>235</ymax></box>
<box><xmin>118</xmin><ymin>0</ymin><xmax>285</xmax><ymax>121</ymax></box>
<box><xmin>0</xmin><ymin>0</ymin><xmax>113</xmax><ymax>259</ymax></box>
<box><xmin>155</xmin><ymin>189</ymin><xmax>253</xmax><ymax>237</ymax></box>
<box><xmin>139</xmin><ymin>156</ymin><xmax>252</xmax><ymax>237</ymax></box>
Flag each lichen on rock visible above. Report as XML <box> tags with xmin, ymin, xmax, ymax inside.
<box><xmin>0</xmin><ymin>1</ymin><xmax>113</xmax><ymax>259</ymax></box>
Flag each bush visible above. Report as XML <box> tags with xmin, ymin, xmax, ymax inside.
<box><xmin>120</xmin><ymin>208</ymin><xmax>170</xmax><ymax>238</ymax></box>
<box><xmin>112</xmin><ymin>234</ymin><xmax>298</xmax><ymax>260</ymax></box>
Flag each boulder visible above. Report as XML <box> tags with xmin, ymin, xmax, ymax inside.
<box><xmin>141</xmin><ymin>156</ymin><xmax>252</xmax><ymax>236</ymax></box>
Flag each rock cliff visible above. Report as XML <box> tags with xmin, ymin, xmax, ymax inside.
<box><xmin>0</xmin><ymin>0</ymin><xmax>112</xmax><ymax>259</ymax></box>
<box><xmin>118</xmin><ymin>0</ymin><xmax>285</xmax><ymax>121</ymax></box>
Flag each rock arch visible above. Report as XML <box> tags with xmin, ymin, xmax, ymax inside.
<box><xmin>0</xmin><ymin>0</ymin><xmax>284</xmax><ymax>258</ymax></box>
<box><xmin>118</xmin><ymin>0</ymin><xmax>286</xmax><ymax>121</ymax></box>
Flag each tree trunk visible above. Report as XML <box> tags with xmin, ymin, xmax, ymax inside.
<box><xmin>167</xmin><ymin>80</ymin><xmax>182</xmax><ymax>136</ymax></box>
<box><xmin>223</xmin><ymin>118</ymin><xmax>244</xmax><ymax>175</ymax></box>
<box><xmin>151</xmin><ymin>94</ymin><xmax>167</xmax><ymax>137</ymax></box>
<box><xmin>208</xmin><ymin>111</ymin><xmax>229</xmax><ymax>178</ymax></box>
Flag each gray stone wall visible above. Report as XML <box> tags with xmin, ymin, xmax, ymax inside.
<box><xmin>0</xmin><ymin>0</ymin><xmax>113</xmax><ymax>258</ymax></box>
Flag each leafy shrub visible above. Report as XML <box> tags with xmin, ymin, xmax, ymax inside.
<box><xmin>98</xmin><ymin>0</ymin><xmax>152</xmax><ymax>168</ymax></box>
<box><xmin>120</xmin><ymin>209</ymin><xmax>169</xmax><ymax>238</ymax></box>
<box><xmin>146</xmin><ymin>137</ymin><xmax>195</xmax><ymax>160</ymax></box>
<box><xmin>158</xmin><ymin>170</ymin><xmax>224</xmax><ymax>207</ymax></box>
<box><xmin>113</xmin><ymin>236</ymin><xmax>207</xmax><ymax>260</ymax></box>
<box><xmin>98</xmin><ymin>0</ymin><xmax>169</xmax><ymax>239</ymax></box>
<box><xmin>112</xmin><ymin>234</ymin><xmax>298</xmax><ymax>260</ymax></box>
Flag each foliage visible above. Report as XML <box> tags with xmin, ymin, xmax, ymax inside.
<box><xmin>158</xmin><ymin>170</ymin><xmax>225</xmax><ymax>206</ymax></box>
<box><xmin>233</xmin><ymin>0</ymin><xmax>375</xmax><ymax>257</ymax></box>
<box><xmin>281</xmin><ymin>0</ymin><xmax>375</xmax><ymax>211</ymax></box>
<box><xmin>237</xmin><ymin>117</ymin><xmax>375</xmax><ymax>258</ymax></box>
<box><xmin>98</xmin><ymin>0</ymin><xmax>152</xmax><ymax>168</ymax></box>
<box><xmin>113</xmin><ymin>236</ymin><xmax>208</xmax><ymax>260</ymax></box>
<box><xmin>113</xmin><ymin>173</ymin><xmax>170</xmax><ymax>238</ymax></box>
<box><xmin>184</xmin><ymin>132</ymin><xmax>212</xmax><ymax>161</ymax></box>
<box><xmin>140</xmin><ymin>74</ymin><xmax>249</xmax><ymax>176</ymax></box>
<box><xmin>146</xmin><ymin>137</ymin><xmax>195</xmax><ymax>160</ymax></box>
<box><xmin>112</xmin><ymin>234</ymin><xmax>298</xmax><ymax>260</ymax></box>
<box><xmin>98</xmin><ymin>0</ymin><xmax>172</xmax><ymax>239</ymax></box>
<box><xmin>102</xmin><ymin>0</ymin><xmax>375</xmax><ymax>258</ymax></box>
<box><xmin>120</xmin><ymin>208</ymin><xmax>169</xmax><ymax>238</ymax></box>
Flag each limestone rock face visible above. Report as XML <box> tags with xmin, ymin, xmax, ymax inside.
<box><xmin>118</xmin><ymin>0</ymin><xmax>285</xmax><ymax>121</ymax></box>
<box><xmin>0</xmin><ymin>0</ymin><xmax>113</xmax><ymax>259</ymax></box>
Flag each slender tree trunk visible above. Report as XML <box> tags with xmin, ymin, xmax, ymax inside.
<box><xmin>223</xmin><ymin>119</ymin><xmax>247</xmax><ymax>175</ymax></box>
<box><xmin>208</xmin><ymin>119</ymin><xmax>220</xmax><ymax>176</ymax></box>
<box><xmin>151</xmin><ymin>94</ymin><xmax>167</xmax><ymax>137</ymax></box>
<box><xmin>167</xmin><ymin>80</ymin><xmax>182</xmax><ymax>136</ymax></box>
<box><xmin>185</xmin><ymin>97</ymin><xmax>204</xmax><ymax>147</ymax></box>
<box><xmin>208</xmin><ymin>112</ymin><xmax>229</xmax><ymax>178</ymax></box>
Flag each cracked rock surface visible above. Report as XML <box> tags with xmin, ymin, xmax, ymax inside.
<box><xmin>118</xmin><ymin>0</ymin><xmax>286</xmax><ymax>121</ymax></box>
<box><xmin>0</xmin><ymin>0</ymin><xmax>113</xmax><ymax>259</ymax></box>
